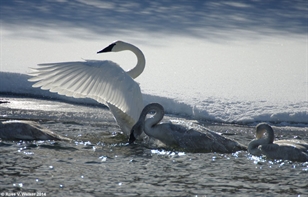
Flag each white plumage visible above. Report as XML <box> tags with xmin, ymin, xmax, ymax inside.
<box><xmin>248</xmin><ymin>123</ymin><xmax>308</xmax><ymax>162</ymax></box>
<box><xmin>130</xmin><ymin>103</ymin><xmax>247</xmax><ymax>153</ymax></box>
<box><xmin>28</xmin><ymin>41</ymin><xmax>145</xmax><ymax>137</ymax></box>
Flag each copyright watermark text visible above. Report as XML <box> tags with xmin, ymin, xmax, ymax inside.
<box><xmin>0</xmin><ymin>192</ymin><xmax>46</xmax><ymax>197</ymax></box>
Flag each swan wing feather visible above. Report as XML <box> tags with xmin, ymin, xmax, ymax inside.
<box><xmin>28</xmin><ymin>60</ymin><xmax>143</xmax><ymax>123</ymax></box>
<box><xmin>275</xmin><ymin>140</ymin><xmax>308</xmax><ymax>150</ymax></box>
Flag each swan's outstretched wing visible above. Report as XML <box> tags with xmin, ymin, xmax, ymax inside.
<box><xmin>28</xmin><ymin>60</ymin><xmax>143</xmax><ymax>129</ymax></box>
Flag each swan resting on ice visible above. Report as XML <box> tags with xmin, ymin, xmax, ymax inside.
<box><xmin>0</xmin><ymin>120</ymin><xmax>71</xmax><ymax>141</ymax></box>
<box><xmin>129</xmin><ymin>103</ymin><xmax>247</xmax><ymax>153</ymax></box>
<box><xmin>28</xmin><ymin>41</ymin><xmax>145</xmax><ymax>138</ymax></box>
<box><xmin>248</xmin><ymin>123</ymin><xmax>308</xmax><ymax>162</ymax></box>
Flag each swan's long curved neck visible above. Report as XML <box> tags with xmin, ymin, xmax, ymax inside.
<box><xmin>249</xmin><ymin>124</ymin><xmax>275</xmax><ymax>154</ymax></box>
<box><xmin>126</xmin><ymin>43</ymin><xmax>145</xmax><ymax>79</ymax></box>
<box><xmin>248</xmin><ymin>138</ymin><xmax>268</xmax><ymax>154</ymax></box>
<box><xmin>256</xmin><ymin>124</ymin><xmax>275</xmax><ymax>144</ymax></box>
<box><xmin>139</xmin><ymin>103</ymin><xmax>164</xmax><ymax>134</ymax></box>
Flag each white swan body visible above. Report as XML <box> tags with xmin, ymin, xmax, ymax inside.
<box><xmin>248</xmin><ymin>123</ymin><xmax>308</xmax><ymax>162</ymax></box>
<box><xmin>28</xmin><ymin>41</ymin><xmax>145</xmax><ymax>137</ymax></box>
<box><xmin>0</xmin><ymin>120</ymin><xmax>71</xmax><ymax>141</ymax></box>
<box><xmin>129</xmin><ymin>103</ymin><xmax>247</xmax><ymax>153</ymax></box>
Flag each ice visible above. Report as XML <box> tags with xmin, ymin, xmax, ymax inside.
<box><xmin>0</xmin><ymin>71</ymin><xmax>307</xmax><ymax>125</ymax></box>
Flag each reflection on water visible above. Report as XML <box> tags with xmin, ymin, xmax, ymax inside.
<box><xmin>0</xmin><ymin>97</ymin><xmax>308</xmax><ymax>196</ymax></box>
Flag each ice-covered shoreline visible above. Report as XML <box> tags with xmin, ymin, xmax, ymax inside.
<box><xmin>1</xmin><ymin>72</ymin><xmax>307</xmax><ymax>126</ymax></box>
<box><xmin>1</xmin><ymin>1</ymin><xmax>307</xmax><ymax>126</ymax></box>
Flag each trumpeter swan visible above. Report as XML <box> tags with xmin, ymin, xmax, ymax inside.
<box><xmin>248</xmin><ymin>123</ymin><xmax>308</xmax><ymax>162</ymax></box>
<box><xmin>28</xmin><ymin>41</ymin><xmax>145</xmax><ymax>137</ymax></box>
<box><xmin>129</xmin><ymin>103</ymin><xmax>247</xmax><ymax>153</ymax></box>
<box><xmin>0</xmin><ymin>120</ymin><xmax>71</xmax><ymax>141</ymax></box>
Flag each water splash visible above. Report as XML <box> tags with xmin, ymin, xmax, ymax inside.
<box><xmin>150</xmin><ymin>149</ymin><xmax>186</xmax><ymax>156</ymax></box>
<box><xmin>99</xmin><ymin>156</ymin><xmax>107</xmax><ymax>162</ymax></box>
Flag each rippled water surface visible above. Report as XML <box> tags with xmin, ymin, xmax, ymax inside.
<box><xmin>1</xmin><ymin>96</ymin><xmax>308</xmax><ymax>196</ymax></box>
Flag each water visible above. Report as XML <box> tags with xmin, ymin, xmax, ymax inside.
<box><xmin>1</xmin><ymin>1</ymin><xmax>308</xmax><ymax>196</ymax></box>
<box><xmin>1</xmin><ymin>96</ymin><xmax>308</xmax><ymax>196</ymax></box>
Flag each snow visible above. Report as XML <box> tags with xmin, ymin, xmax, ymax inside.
<box><xmin>0</xmin><ymin>0</ymin><xmax>307</xmax><ymax>125</ymax></box>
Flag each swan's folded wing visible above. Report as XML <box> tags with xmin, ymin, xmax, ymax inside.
<box><xmin>275</xmin><ymin>140</ymin><xmax>308</xmax><ymax>151</ymax></box>
<box><xmin>28</xmin><ymin>60</ymin><xmax>143</xmax><ymax>122</ymax></box>
<box><xmin>260</xmin><ymin>143</ymin><xmax>308</xmax><ymax>161</ymax></box>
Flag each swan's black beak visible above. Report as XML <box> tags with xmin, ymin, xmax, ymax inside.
<box><xmin>129</xmin><ymin>130</ymin><xmax>136</xmax><ymax>144</ymax></box>
<box><xmin>97</xmin><ymin>43</ymin><xmax>116</xmax><ymax>53</ymax></box>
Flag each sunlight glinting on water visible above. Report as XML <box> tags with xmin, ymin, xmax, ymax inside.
<box><xmin>1</xmin><ymin>1</ymin><xmax>307</xmax><ymax>195</ymax></box>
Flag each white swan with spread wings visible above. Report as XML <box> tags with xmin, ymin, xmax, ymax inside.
<box><xmin>29</xmin><ymin>41</ymin><xmax>145</xmax><ymax>137</ymax></box>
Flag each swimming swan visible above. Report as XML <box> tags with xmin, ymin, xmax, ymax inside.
<box><xmin>0</xmin><ymin>120</ymin><xmax>71</xmax><ymax>141</ymax></box>
<box><xmin>129</xmin><ymin>103</ymin><xmax>247</xmax><ymax>153</ymax></box>
<box><xmin>28</xmin><ymin>41</ymin><xmax>145</xmax><ymax>137</ymax></box>
<box><xmin>248</xmin><ymin>123</ymin><xmax>308</xmax><ymax>162</ymax></box>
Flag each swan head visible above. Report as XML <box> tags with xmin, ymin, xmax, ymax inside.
<box><xmin>97</xmin><ymin>40</ymin><xmax>127</xmax><ymax>53</ymax></box>
<box><xmin>129</xmin><ymin>120</ymin><xmax>143</xmax><ymax>144</ymax></box>
<box><xmin>129</xmin><ymin>131</ymin><xmax>136</xmax><ymax>144</ymax></box>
